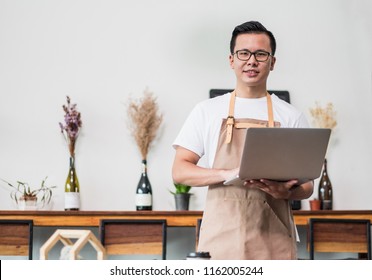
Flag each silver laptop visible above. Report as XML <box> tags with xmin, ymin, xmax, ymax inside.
<box><xmin>223</xmin><ymin>128</ymin><xmax>331</xmax><ymax>186</ymax></box>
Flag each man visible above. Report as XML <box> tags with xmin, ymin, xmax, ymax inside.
<box><xmin>172</xmin><ymin>21</ymin><xmax>313</xmax><ymax>259</ymax></box>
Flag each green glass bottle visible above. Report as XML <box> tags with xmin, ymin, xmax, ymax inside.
<box><xmin>65</xmin><ymin>157</ymin><xmax>80</xmax><ymax>211</ymax></box>
<box><xmin>135</xmin><ymin>159</ymin><xmax>153</xmax><ymax>211</ymax></box>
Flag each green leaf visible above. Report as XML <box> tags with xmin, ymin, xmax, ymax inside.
<box><xmin>1</xmin><ymin>176</ymin><xmax>58</xmax><ymax>206</ymax></box>
<box><xmin>173</xmin><ymin>183</ymin><xmax>192</xmax><ymax>194</ymax></box>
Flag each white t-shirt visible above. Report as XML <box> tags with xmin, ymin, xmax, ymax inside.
<box><xmin>173</xmin><ymin>92</ymin><xmax>310</xmax><ymax>168</ymax></box>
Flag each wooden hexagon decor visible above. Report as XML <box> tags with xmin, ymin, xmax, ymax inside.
<box><xmin>40</xmin><ymin>229</ymin><xmax>106</xmax><ymax>260</ymax></box>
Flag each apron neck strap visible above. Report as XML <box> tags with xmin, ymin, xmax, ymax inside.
<box><xmin>225</xmin><ymin>91</ymin><xmax>274</xmax><ymax>144</ymax></box>
<box><xmin>266</xmin><ymin>93</ymin><xmax>274</xmax><ymax>127</ymax></box>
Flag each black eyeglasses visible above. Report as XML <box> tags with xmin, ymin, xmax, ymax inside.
<box><xmin>233</xmin><ymin>49</ymin><xmax>272</xmax><ymax>62</ymax></box>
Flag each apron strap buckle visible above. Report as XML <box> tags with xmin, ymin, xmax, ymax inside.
<box><xmin>225</xmin><ymin>116</ymin><xmax>235</xmax><ymax>144</ymax></box>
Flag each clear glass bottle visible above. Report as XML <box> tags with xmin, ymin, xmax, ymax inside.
<box><xmin>65</xmin><ymin>157</ymin><xmax>80</xmax><ymax>211</ymax></box>
<box><xmin>318</xmin><ymin>158</ymin><xmax>333</xmax><ymax>210</ymax></box>
<box><xmin>135</xmin><ymin>159</ymin><xmax>153</xmax><ymax>211</ymax></box>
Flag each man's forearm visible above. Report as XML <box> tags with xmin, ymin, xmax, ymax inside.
<box><xmin>289</xmin><ymin>181</ymin><xmax>314</xmax><ymax>200</ymax></box>
<box><xmin>172</xmin><ymin>162</ymin><xmax>229</xmax><ymax>187</ymax></box>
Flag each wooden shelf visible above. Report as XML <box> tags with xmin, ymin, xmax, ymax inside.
<box><xmin>1</xmin><ymin>210</ymin><xmax>372</xmax><ymax>227</ymax></box>
<box><xmin>293</xmin><ymin>210</ymin><xmax>372</xmax><ymax>226</ymax></box>
<box><xmin>0</xmin><ymin>210</ymin><xmax>203</xmax><ymax>227</ymax></box>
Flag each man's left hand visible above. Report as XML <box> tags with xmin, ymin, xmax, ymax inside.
<box><xmin>244</xmin><ymin>179</ymin><xmax>298</xmax><ymax>199</ymax></box>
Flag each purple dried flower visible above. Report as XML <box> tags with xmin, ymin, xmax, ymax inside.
<box><xmin>59</xmin><ymin>96</ymin><xmax>82</xmax><ymax>157</ymax></box>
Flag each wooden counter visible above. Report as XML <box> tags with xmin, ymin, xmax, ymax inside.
<box><xmin>293</xmin><ymin>210</ymin><xmax>372</xmax><ymax>226</ymax></box>
<box><xmin>1</xmin><ymin>210</ymin><xmax>372</xmax><ymax>227</ymax></box>
<box><xmin>0</xmin><ymin>210</ymin><xmax>202</xmax><ymax>227</ymax></box>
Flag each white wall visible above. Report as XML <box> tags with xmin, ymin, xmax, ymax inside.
<box><xmin>1</xmin><ymin>0</ymin><xmax>371</xmax><ymax>211</ymax></box>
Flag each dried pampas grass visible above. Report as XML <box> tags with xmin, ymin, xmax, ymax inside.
<box><xmin>127</xmin><ymin>89</ymin><xmax>163</xmax><ymax>160</ymax></box>
<box><xmin>309</xmin><ymin>102</ymin><xmax>337</xmax><ymax>129</ymax></box>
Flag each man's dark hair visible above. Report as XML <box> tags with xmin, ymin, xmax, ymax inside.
<box><xmin>230</xmin><ymin>21</ymin><xmax>276</xmax><ymax>56</ymax></box>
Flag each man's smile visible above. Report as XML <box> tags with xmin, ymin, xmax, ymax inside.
<box><xmin>243</xmin><ymin>69</ymin><xmax>259</xmax><ymax>77</ymax></box>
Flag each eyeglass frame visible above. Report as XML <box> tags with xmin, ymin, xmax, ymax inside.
<box><xmin>232</xmin><ymin>49</ymin><xmax>273</xmax><ymax>62</ymax></box>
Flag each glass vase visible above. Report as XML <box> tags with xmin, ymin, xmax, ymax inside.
<box><xmin>135</xmin><ymin>159</ymin><xmax>153</xmax><ymax>210</ymax></box>
<box><xmin>64</xmin><ymin>156</ymin><xmax>80</xmax><ymax>211</ymax></box>
<box><xmin>318</xmin><ymin>158</ymin><xmax>333</xmax><ymax>210</ymax></box>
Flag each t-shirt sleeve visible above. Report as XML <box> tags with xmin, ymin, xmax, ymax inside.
<box><xmin>294</xmin><ymin>112</ymin><xmax>311</xmax><ymax>128</ymax></box>
<box><xmin>172</xmin><ymin>104</ymin><xmax>205</xmax><ymax>158</ymax></box>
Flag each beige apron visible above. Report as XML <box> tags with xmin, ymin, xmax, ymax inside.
<box><xmin>197</xmin><ymin>91</ymin><xmax>297</xmax><ymax>260</ymax></box>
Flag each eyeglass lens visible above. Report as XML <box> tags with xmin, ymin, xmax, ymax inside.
<box><xmin>236</xmin><ymin>50</ymin><xmax>270</xmax><ymax>62</ymax></box>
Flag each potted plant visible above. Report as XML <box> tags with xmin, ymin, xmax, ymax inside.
<box><xmin>1</xmin><ymin>177</ymin><xmax>57</xmax><ymax>210</ymax></box>
<box><xmin>171</xmin><ymin>183</ymin><xmax>193</xmax><ymax>211</ymax></box>
<box><xmin>309</xmin><ymin>198</ymin><xmax>321</xmax><ymax>211</ymax></box>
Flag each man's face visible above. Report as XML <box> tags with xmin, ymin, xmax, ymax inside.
<box><xmin>229</xmin><ymin>33</ymin><xmax>276</xmax><ymax>88</ymax></box>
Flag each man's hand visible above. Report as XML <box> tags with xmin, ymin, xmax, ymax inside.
<box><xmin>244</xmin><ymin>179</ymin><xmax>299</xmax><ymax>199</ymax></box>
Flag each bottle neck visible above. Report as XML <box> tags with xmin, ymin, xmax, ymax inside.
<box><xmin>141</xmin><ymin>159</ymin><xmax>147</xmax><ymax>174</ymax></box>
<box><xmin>70</xmin><ymin>157</ymin><xmax>76</xmax><ymax>169</ymax></box>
